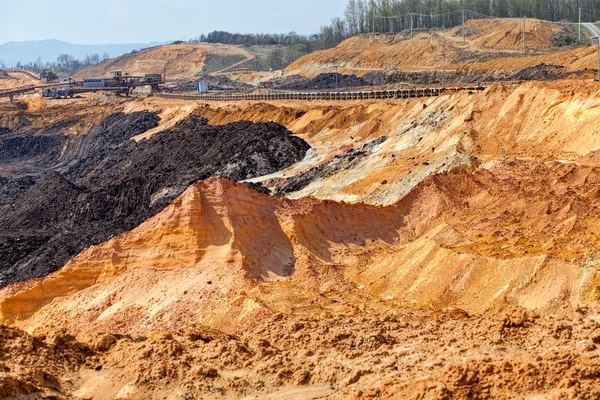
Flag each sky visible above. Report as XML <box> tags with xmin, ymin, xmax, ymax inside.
<box><xmin>0</xmin><ymin>0</ymin><xmax>348</xmax><ymax>44</ymax></box>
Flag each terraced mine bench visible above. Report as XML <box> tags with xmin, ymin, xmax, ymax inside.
<box><xmin>154</xmin><ymin>86</ymin><xmax>485</xmax><ymax>102</ymax></box>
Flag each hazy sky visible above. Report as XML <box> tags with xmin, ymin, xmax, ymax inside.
<box><xmin>0</xmin><ymin>0</ymin><xmax>348</xmax><ymax>44</ymax></box>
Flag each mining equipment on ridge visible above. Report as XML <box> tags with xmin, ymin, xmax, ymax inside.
<box><xmin>42</xmin><ymin>70</ymin><xmax>165</xmax><ymax>99</ymax></box>
<box><xmin>0</xmin><ymin>70</ymin><xmax>165</xmax><ymax>101</ymax></box>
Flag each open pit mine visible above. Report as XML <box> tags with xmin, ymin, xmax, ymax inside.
<box><xmin>4</xmin><ymin>14</ymin><xmax>600</xmax><ymax>400</ymax></box>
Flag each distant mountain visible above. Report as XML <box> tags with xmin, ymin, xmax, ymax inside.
<box><xmin>0</xmin><ymin>39</ymin><xmax>171</xmax><ymax>67</ymax></box>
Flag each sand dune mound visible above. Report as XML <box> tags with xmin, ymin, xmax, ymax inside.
<box><xmin>4</xmin><ymin>155</ymin><xmax>600</xmax><ymax>338</ymax></box>
<box><xmin>0</xmin><ymin>111</ymin><xmax>309</xmax><ymax>288</ymax></box>
<box><xmin>2</xmin><ymin>77</ymin><xmax>600</xmax><ymax>397</ymax></box>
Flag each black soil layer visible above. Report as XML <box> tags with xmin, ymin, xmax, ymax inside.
<box><xmin>277</xmin><ymin>73</ymin><xmax>372</xmax><ymax>90</ymax></box>
<box><xmin>509</xmin><ymin>63</ymin><xmax>593</xmax><ymax>81</ymax></box>
<box><xmin>173</xmin><ymin>75</ymin><xmax>252</xmax><ymax>92</ymax></box>
<box><xmin>0</xmin><ymin>111</ymin><xmax>310</xmax><ymax>287</ymax></box>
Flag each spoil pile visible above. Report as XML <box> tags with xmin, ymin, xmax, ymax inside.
<box><xmin>7</xmin><ymin>158</ymin><xmax>600</xmax><ymax>337</ymax></box>
<box><xmin>0</xmin><ymin>111</ymin><xmax>309</xmax><ymax>287</ymax></box>
<box><xmin>173</xmin><ymin>75</ymin><xmax>252</xmax><ymax>91</ymax></box>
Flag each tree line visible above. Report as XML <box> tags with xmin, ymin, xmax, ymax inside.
<box><xmin>1</xmin><ymin>53</ymin><xmax>110</xmax><ymax>75</ymax></box>
<box><xmin>190</xmin><ymin>31</ymin><xmax>322</xmax><ymax>50</ymax></box>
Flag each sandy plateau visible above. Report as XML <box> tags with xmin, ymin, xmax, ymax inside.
<box><xmin>4</xmin><ymin>25</ymin><xmax>600</xmax><ymax>397</ymax></box>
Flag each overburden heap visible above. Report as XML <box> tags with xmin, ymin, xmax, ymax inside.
<box><xmin>0</xmin><ymin>111</ymin><xmax>310</xmax><ymax>287</ymax></box>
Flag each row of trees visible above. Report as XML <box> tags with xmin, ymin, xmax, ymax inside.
<box><xmin>190</xmin><ymin>31</ymin><xmax>322</xmax><ymax>51</ymax></box>
<box><xmin>189</xmin><ymin>31</ymin><xmax>323</xmax><ymax>70</ymax></box>
<box><xmin>319</xmin><ymin>0</ymin><xmax>600</xmax><ymax>48</ymax></box>
<box><xmin>2</xmin><ymin>53</ymin><xmax>110</xmax><ymax>75</ymax></box>
<box><xmin>265</xmin><ymin>44</ymin><xmax>310</xmax><ymax>70</ymax></box>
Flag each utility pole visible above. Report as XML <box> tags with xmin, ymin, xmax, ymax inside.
<box><xmin>410</xmin><ymin>13</ymin><xmax>413</xmax><ymax>38</ymax></box>
<box><xmin>439</xmin><ymin>53</ymin><xmax>446</xmax><ymax>90</ymax></box>
<box><xmin>462</xmin><ymin>9</ymin><xmax>465</xmax><ymax>43</ymax></box>
<box><xmin>335</xmin><ymin>65</ymin><xmax>339</xmax><ymax>89</ymax></box>
<box><xmin>523</xmin><ymin>17</ymin><xmax>526</xmax><ymax>54</ymax></box>
<box><xmin>579</xmin><ymin>7</ymin><xmax>582</xmax><ymax>42</ymax></box>
<box><xmin>592</xmin><ymin>36</ymin><xmax>600</xmax><ymax>81</ymax></box>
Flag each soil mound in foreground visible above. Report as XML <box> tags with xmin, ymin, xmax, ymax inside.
<box><xmin>2</xmin><ymin>307</ymin><xmax>600</xmax><ymax>399</ymax></box>
<box><xmin>0</xmin><ymin>112</ymin><xmax>309</xmax><ymax>287</ymax></box>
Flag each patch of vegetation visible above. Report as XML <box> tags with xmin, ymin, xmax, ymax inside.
<box><xmin>552</xmin><ymin>27</ymin><xmax>578</xmax><ymax>47</ymax></box>
<box><xmin>201</xmin><ymin>54</ymin><xmax>246</xmax><ymax>74</ymax></box>
<box><xmin>235</xmin><ymin>56</ymin><xmax>271</xmax><ymax>72</ymax></box>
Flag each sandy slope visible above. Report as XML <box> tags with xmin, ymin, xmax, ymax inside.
<box><xmin>69</xmin><ymin>18</ymin><xmax>574</xmax><ymax>84</ymax></box>
<box><xmin>0</xmin><ymin>71</ymin><xmax>41</xmax><ymax>90</ymax></box>
<box><xmin>456</xmin><ymin>18</ymin><xmax>565</xmax><ymax>51</ymax></box>
<box><xmin>73</xmin><ymin>43</ymin><xmax>252</xmax><ymax>80</ymax></box>
<box><xmin>285</xmin><ymin>18</ymin><xmax>571</xmax><ymax>78</ymax></box>
<box><xmin>4</xmin><ymin>154</ymin><xmax>600</xmax><ymax>339</ymax></box>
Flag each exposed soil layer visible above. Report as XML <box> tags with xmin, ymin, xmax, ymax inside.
<box><xmin>509</xmin><ymin>62</ymin><xmax>596</xmax><ymax>81</ymax></box>
<box><xmin>0</xmin><ymin>112</ymin><xmax>32</xmax><ymax>135</ymax></box>
<box><xmin>269</xmin><ymin>136</ymin><xmax>388</xmax><ymax>196</ymax></box>
<box><xmin>0</xmin><ymin>135</ymin><xmax>65</xmax><ymax>164</ymax></box>
<box><xmin>2</xmin><ymin>306</ymin><xmax>600</xmax><ymax>399</ymax></box>
<box><xmin>3</xmin><ymin>80</ymin><xmax>600</xmax><ymax>398</ymax></box>
<box><xmin>0</xmin><ymin>111</ymin><xmax>309</xmax><ymax>287</ymax></box>
<box><xmin>172</xmin><ymin>75</ymin><xmax>252</xmax><ymax>92</ymax></box>
<box><xmin>8</xmin><ymin>160</ymin><xmax>600</xmax><ymax>340</ymax></box>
